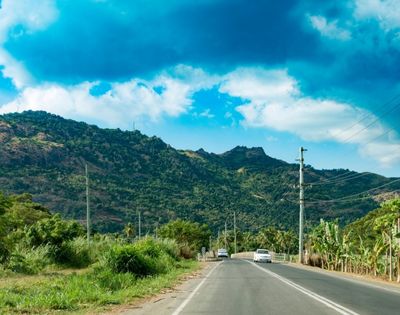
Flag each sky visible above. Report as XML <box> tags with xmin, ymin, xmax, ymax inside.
<box><xmin>0</xmin><ymin>0</ymin><xmax>400</xmax><ymax>177</ymax></box>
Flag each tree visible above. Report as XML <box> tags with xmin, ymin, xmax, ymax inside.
<box><xmin>123</xmin><ymin>222</ymin><xmax>135</xmax><ymax>240</ymax></box>
<box><xmin>26</xmin><ymin>214</ymin><xmax>84</xmax><ymax>247</ymax></box>
<box><xmin>158</xmin><ymin>219</ymin><xmax>211</xmax><ymax>252</ymax></box>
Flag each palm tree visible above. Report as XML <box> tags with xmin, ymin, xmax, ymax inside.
<box><xmin>123</xmin><ymin>222</ymin><xmax>135</xmax><ymax>241</ymax></box>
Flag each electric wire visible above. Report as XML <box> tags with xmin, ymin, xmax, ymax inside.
<box><xmin>330</xmin><ymin>94</ymin><xmax>400</xmax><ymax>140</ymax></box>
<box><xmin>284</xmin><ymin>188</ymin><xmax>400</xmax><ymax>205</ymax></box>
<box><xmin>305</xmin><ymin>178</ymin><xmax>400</xmax><ymax>204</ymax></box>
<box><xmin>341</xmin><ymin>100</ymin><xmax>400</xmax><ymax>143</ymax></box>
<box><xmin>306</xmin><ymin>171</ymin><xmax>373</xmax><ymax>186</ymax></box>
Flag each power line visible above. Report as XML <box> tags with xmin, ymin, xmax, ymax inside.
<box><xmin>342</xmin><ymin>101</ymin><xmax>400</xmax><ymax>143</ymax></box>
<box><xmin>358</xmin><ymin>127</ymin><xmax>399</xmax><ymax>149</ymax></box>
<box><xmin>306</xmin><ymin>178</ymin><xmax>400</xmax><ymax>204</ymax></box>
<box><xmin>284</xmin><ymin>188</ymin><xmax>400</xmax><ymax>205</ymax></box>
<box><xmin>332</xmin><ymin>94</ymin><xmax>400</xmax><ymax>141</ymax></box>
<box><xmin>306</xmin><ymin>168</ymin><xmax>362</xmax><ymax>185</ymax></box>
<box><xmin>307</xmin><ymin>171</ymin><xmax>373</xmax><ymax>186</ymax></box>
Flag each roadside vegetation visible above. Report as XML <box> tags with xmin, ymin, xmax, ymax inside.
<box><xmin>306</xmin><ymin>198</ymin><xmax>400</xmax><ymax>282</ymax></box>
<box><xmin>0</xmin><ymin>192</ymin><xmax>202</xmax><ymax>314</ymax></box>
<box><xmin>1</xmin><ymin>189</ymin><xmax>399</xmax><ymax>315</ymax></box>
<box><xmin>214</xmin><ymin>226</ymin><xmax>298</xmax><ymax>256</ymax></box>
<box><xmin>210</xmin><ymin>197</ymin><xmax>400</xmax><ymax>283</ymax></box>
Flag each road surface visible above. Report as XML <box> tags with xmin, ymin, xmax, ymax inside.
<box><xmin>121</xmin><ymin>259</ymin><xmax>400</xmax><ymax>315</ymax></box>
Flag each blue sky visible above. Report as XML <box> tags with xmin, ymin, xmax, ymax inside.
<box><xmin>1</xmin><ymin>0</ymin><xmax>400</xmax><ymax>176</ymax></box>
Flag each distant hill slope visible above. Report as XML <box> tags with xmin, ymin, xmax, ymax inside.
<box><xmin>0</xmin><ymin>111</ymin><xmax>399</xmax><ymax>233</ymax></box>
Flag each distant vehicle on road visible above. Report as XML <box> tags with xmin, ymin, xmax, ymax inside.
<box><xmin>217</xmin><ymin>248</ymin><xmax>229</xmax><ymax>258</ymax></box>
<box><xmin>253</xmin><ymin>249</ymin><xmax>272</xmax><ymax>263</ymax></box>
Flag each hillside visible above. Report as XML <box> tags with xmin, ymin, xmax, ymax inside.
<box><xmin>0</xmin><ymin>111</ymin><xmax>399</xmax><ymax>233</ymax></box>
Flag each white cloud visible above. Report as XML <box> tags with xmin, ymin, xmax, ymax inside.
<box><xmin>0</xmin><ymin>0</ymin><xmax>58</xmax><ymax>88</ymax></box>
<box><xmin>0</xmin><ymin>65</ymin><xmax>216</xmax><ymax>126</ymax></box>
<box><xmin>199</xmin><ymin>109</ymin><xmax>215</xmax><ymax>119</ymax></box>
<box><xmin>354</xmin><ymin>0</ymin><xmax>400</xmax><ymax>30</ymax></box>
<box><xmin>1</xmin><ymin>64</ymin><xmax>399</xmax><ymax>166</ymax></box>
<box><xmin>308</xmin><ymin>15</ymin><xmax>351</xmax><ymax>40</ymax></box>
<box><xmin>220</xmin><ymin>67</ymin><xmax>400</xmax><ymax>166</ymax></box>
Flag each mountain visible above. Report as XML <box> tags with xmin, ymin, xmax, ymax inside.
<box><xmin>0</xmin><ymin>111</ymin><xmax>399</xmax><ymax>233</ymax></box>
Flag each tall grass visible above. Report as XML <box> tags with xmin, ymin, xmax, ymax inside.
<box><xmin>6</xmin><ymin>244</ymin><xmax>53</xmax><ymax>275</ymax></box>
<box><xmin>102</xmin><ymin>237</ymin><xmax>179</xmax><ymax>276</ymax></box>
<box><xmin>0</xmin><ymin>256</ymin><xmax>198</xmax><ymax>314</ymax></box>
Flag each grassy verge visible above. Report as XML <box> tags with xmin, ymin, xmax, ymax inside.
<box><xmin>0</xmin><ymin>260</ymin><xmax>199</xmax><ymax>314</ymax></box>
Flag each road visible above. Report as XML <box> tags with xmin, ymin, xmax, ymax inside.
<box><xmin>122</xmin><ymin>259</ymin><xmax>400</xmax><ymax>315</ymax></box>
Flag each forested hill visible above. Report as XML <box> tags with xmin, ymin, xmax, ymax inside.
<box><xmin>0</xmin><ymin>111</ymin><xmax>399</xmax><ymax>233</ymax></box>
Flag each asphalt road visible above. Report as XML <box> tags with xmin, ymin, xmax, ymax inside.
<box><xmin>122</xmin><ymin>259</ymin><xmax>400</xmax><ymax>315</ymax></box>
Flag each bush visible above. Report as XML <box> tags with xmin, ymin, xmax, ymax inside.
<box><xmin>0</xmin><ymin>241</ymin><xmax>9</xmax><ymax>263</ymax></box>
<box><xmin>104</xmin><ymin>244</ymin><xmax>157</xmax><ymax>277</ymax></box>
<box><xmin>133</xmin><ymin>237</ymin><xmax>163</xmax><ymax>258</ymax></box>
<box><xmin>55</xmin><ymin>237</ymin><xmax>92</xmax><ymax>268</ymax></box>
<box><xmin>6</xmin><ymin>244</ymin><xmax>53</xmax><ymax>274</ymax></box>
<box><xmin>26</xmin><ymin>214</ymin><xmax>84</xmax><ymax>248</ymax></box>
<box><xmin>179</xmin><ymin>243</ymin><xmax>195</xmax><ymax>259</ymax></box>
<box><xmin>90</xmin><ymin>234</ymin><xmax>122</xmax><ymax>262</ymax></box>
<box><xmin>157</xmin><ymin>239</ymin><xmax>180</xmax><ymax>260</ymax></box>
<box><xmin>102</xmin><ymin>238</ymin><xmax>179</xmax><ymax>277</ymax></box>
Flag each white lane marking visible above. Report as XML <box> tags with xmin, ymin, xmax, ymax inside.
<box><xmin>288</xmin><ymin>264</ymin><xmax>400</xmax><ymax>295</ymax></box>
<box><xmin>171</xmin><ymin>261</ymin><xmax>222</xmax><ymax>315</ymax></box>
<box><xmin>248</xmin><ymin>261</ymin><xmax>360</xmax><ymax>315</ymax></box>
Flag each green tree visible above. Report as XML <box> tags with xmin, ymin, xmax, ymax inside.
<box><xmin>123</xmin><ymin>222</ymin><xmax>135</xmax><ymax>240</ymax></box>
<box><xmin>26</xmin><ymin>214</ymin><xmax>84</xmax><ymax>247</ymax></box>
<box><xmin>158</xmin><ymin>219</ymin><xmax>211</xmax><ymax>252</ymax></box>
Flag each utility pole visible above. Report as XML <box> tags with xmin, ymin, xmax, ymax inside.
<box><xmin>298</xmin><ymin>147</ymin><xmax>307</xmax><ymax>264</ymax></box>
<box><xmin>217</xmin><ymin>230</ymin><xmax>220</xmax><ymax>249</ymax></box>
<box><xmin>224</xmin><ymin>220</ymin><xmax>227</xmax><ymax>249</ymax></box>
<box><xmin>234</xmin><ymin>211</ymin><xmax>237</xmax><ymax>254</ymax></box>
<box><xmin>85</xmin><ymin>163</ymin><xmax>90</xmax><ymax>245</ymax></box>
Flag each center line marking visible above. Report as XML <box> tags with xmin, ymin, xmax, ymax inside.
<box><xmin>248</xmin><ymin>260</ymin><xmax>360</xmax><ymax>315</ymax></box>
<box><xmin>172</xmin><ymin>260</ymin><xmax>222</xmax><ymax>315</ymax></box>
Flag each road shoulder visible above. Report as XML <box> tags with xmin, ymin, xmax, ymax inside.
<box><xmin>108</xmin><ymin>261</ymin><xmax>219</xmax><ymax>315</ymax></box>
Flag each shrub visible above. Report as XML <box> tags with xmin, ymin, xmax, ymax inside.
<box><xmin>179</xmin><ymin>243</ymin><xmax>195</xmax><ymax>259</ymax></box>
<box><xmin>157</xmin><ymin>239</ymin><xmax>180</xmax><ymax>260</ymax></box>
<box><xmin>104</xmin><ymin>244</ymin><xmax>157</xmax><ymax>277</ymax></box>
<box><xmin>7</xmin><ymin>244</ymin><xmax>53</xmax><ymax>274</ymax></box>
<box><xmin>55</xmin><ymin>237</ymin><xmax>92</xmax><ymax>268</ymax></box>
<box><xmin>133</xmin><ymin>237</ymin><xmax>163</xmax><ymax>258</ymax></box>
<box><xmin>0</xmin><ymin>241</ymin><xmax>9</xmax><ymax>263</ymax></box>
<box><xmin>26</xmin><ymin>214</ymin><xmax>84</xmax><ymax>248</ymax></box>
<box><xmin>102</xmin><ymin>238</ymin><xmax>179</xmax><ymax>277</ymax></box>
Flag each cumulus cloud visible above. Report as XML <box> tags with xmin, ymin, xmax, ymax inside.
<box><xmin>308</xmin><ymin>15</ymin><xmax>351</xmax><ymax>40</ymax></box>
<box><xmin>0</xmin><ymin>65</ymin><xmax>217</xmax><ymax>126</ymax></box>
<box><xmin>1</xmin><ymin>63</ymin><xmax>399</xmax><ymax>166</ymax></box>
<box><xmin>0</xmin><ymin>0</ymin><xmax>58</xmax><ymax>88</ymax></box>
<box><xmin>354</xmin><ymin>0</ymin><xmax>400</xmax><ymax>30</ymax></box>
<box><xmin>219</xmin><ymin>67</ymin><xmax>400</xmax><ymax>166</ymax></box>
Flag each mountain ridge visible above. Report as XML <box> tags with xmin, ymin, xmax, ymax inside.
<box><xmin>0</xmin><ymin>110</ymin><xmax>398</xmax><ymax>233</ymax></box>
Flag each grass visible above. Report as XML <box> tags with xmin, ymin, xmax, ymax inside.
<box><xmin>0</xmin><ymin>260</ymin><xmax>199</xmax><ymax>314</ymax></box>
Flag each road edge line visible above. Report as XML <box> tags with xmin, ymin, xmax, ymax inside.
<box><xmin>171</xmin><ymin>261</ymin><xmax>222</xmax><ymax>315</ymax></box>
<box><xmin>286</xmin><ymin>263</ymin><xmax>400</xmax><ymax>295</ymax></box>
<box><xmin>247</xmin><ymin>260</ymin><xmax>360</xmax><ymax>315</ymax></box>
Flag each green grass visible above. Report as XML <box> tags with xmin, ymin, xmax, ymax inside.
<box><xmin>0</xmin><ymin>260</ymin><xmax>199</xmax><ymax>314</ymax></box>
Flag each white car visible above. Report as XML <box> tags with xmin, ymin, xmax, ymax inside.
<box><xmin>253</xmin><ymin>249</ymin><xmax>272</xmax><ymax>263</ymax></box>
<box><xmin>217</xmin><ymin>248</ymin><xmax>229</xmax><ymax>258</ymax></box>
